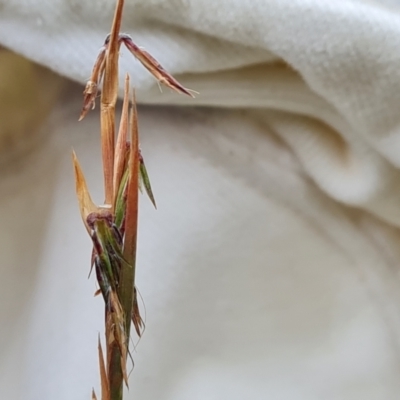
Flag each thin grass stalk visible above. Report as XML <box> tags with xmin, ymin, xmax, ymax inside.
<box><xmin>101</xmin><ymin>3</ymin><xmax>126</xmax><ymax>398</ymax></box>
<box><xmin>107</xmin><ymin>91</ymin><xmax>140</xmax><ymax>400</ymax></box>
<box><xmin>74</xmin><ymin>0</ymin><xmax>194</xmax><ymax>398</ymax></box>
<box><xmin>107</xmin><ymin>314</ymin><xmax>124</xmax><ymax>400</ymax></box>
<box><xmin>107</xmin><ymin>76</ymin><xmax>131</xmax><ymax>400</ymax></box>
<box><xmin>100</xmin><ymin>0</ymin><xmax>124</xmax><ymax>206</ymax></box>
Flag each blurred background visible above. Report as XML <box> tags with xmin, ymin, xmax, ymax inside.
<box><xmin>3</xmin><ymin>2</ymin><xmax>400</xmax><ymax>400</ymax></box>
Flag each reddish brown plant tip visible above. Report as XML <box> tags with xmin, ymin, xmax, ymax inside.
<box><xmin>121</xmin><ymin>35</ymin><xmax>195</xmax><ymax>98</ymax></box>
<box><xmin>79</xmin><ymin>81</ymin><xmax>97</xmax><ymax>121</ymax></box>
<box><xmin>79</xmin><ymin>44</ymin><xmax>107</xmax><ymax>121</ymax></box>
<box><xmin>98</xmin><ymin>337</ymin><xmax>110</xmax><ymax>400</ymax></box>
<box><xmin>102</xmin><ymin>1</ymin><xmax>123</xmax><ymax>110</ymax></box>
<box><xmin>108</xmin><ymin>0</ymin><xmax>124</xmax><ymax>51</ymax></box>
<box><xmin>100</xmin><ymin>0</ymin><xmax>126</xmax><ymax>206</ymax></box>
<box><xmin>72</xmin><ymin>150</ymin><xmax>98</xmax><ymax>233</ymax></box>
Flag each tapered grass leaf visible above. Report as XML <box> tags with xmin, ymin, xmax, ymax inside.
<box><xmin>72</xmin><ymin>151</ymin><xmax>99</xmax><ymax>234</ymax></box>
<box><xmin>118</xmin><ymin>94</ymin><xmax>140</xmax><ymax>344</ymax></box>
<box><xmin>121</xmin><ymin>35</ymin><xmax>194</xmax><ymax>98</ymax></box>
<box><xmin>139</xmin><ymin>153</ymin><xmax>156</xmax><ymax>208</ymax></box>
<box><xmin>98</xmin><ymin>337</ymin><xmax>110</xmax><ymax>400</ymax></box>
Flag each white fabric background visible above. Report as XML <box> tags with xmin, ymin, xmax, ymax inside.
<box><xmin>2</xmin><ymin>0</ymin><xmax>400</xmax><ymax>399</ymax></box>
